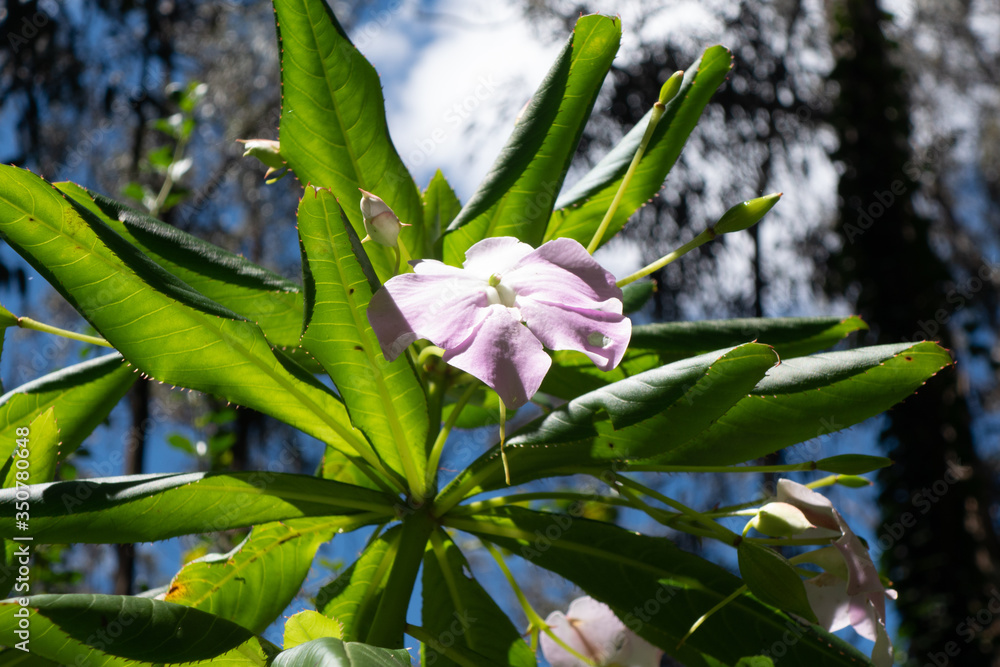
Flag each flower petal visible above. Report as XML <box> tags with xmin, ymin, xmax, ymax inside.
<box><xmin>541</xmin><ymin>610</ymin><xmax>597</xmax><ymax>666</ymax></box>
<box><xmin>834</xmin><ymin>521</ymin><xmax>883</xmax><ymax>596</ymax></box>
<box><xmin>518</xmin><ymin>298</ymin><xmax>631</xmax><ymax>371</ymax></box>
<box><xmin>367</xmin><ymin>261</ymin><xmax>487</xmax><ymax>359</ymax></box>
<box><xmin>565</xmin><ymin>597</ymin><xmax>629</xmax><ymax>664</ymax></box>
<box><xmin>462</xmin><ymin>236</ymin><xmax>535</xmax><ymax>279</ymax></box>
<box><xmin>442</xmin><ymin>305</ymin><xmax>550</xmax><ymax>408</ymax></box>
<box><xmin>804</xmin><ymin>572</ymin><xmax>853</xmax><ymax>632</ymax></box>
<box><xmin>775</xmin><ymin>479</ymin><xmax>841</xmax><ymax>532</ymax></box>
<box><xmin>505</xmin><ymin>237</ymin><xmax>625</xmax><ymax>313</ymax></box>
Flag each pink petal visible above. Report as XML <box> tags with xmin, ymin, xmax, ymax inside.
<box><xmin>564</xmin><ymin>597</ymin><xmax>628</xmax><ymax>664</ymax></box>
<box><xmin>462</xmin><ymin>237</ymin><xmax>535</xmax><ymax>278</ymax></box>
<box><xmin>775</xmin><ymin>479</ymin><xmax>841</xmax><ymax>532</ymax></box>
<box><xmin>872</xmin><ymin>620</ymin><xmax>895</xmax><ymax>667</ymax></box>
<box><xmin>442</xmin><ymin>305</ymin><xmax>550</xmax><ymax>408</ymax></box>
<box><xmin>367</xmin><ymin>261</ymin><xmax>487</xmax><ymax>359</ymax></box>
<box><xmin>804</xmin><ymin>572</ymin><xmax>853</xmax><ymax>632</ymax></box>
<box><xmin>518</xmin><ymin>298</ymin><xmax>631</xmax><ymax>371</ymax></box>
<box><xmin>505</xmin><ymin>238</ymin><xmax>625</xmax><ymax>313</ymax></box>
<box><xmin>540</xmin><ymin>610</ymin><xmax>597</xmax><ymax>666</ymax></box>
<box><xmin>834</xmin><ymin>521</ymin><xmax>883</xmax><ymax>596</ymax></box>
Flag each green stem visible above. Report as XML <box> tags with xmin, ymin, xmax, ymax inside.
<box><xmin>613</xmin><ymin>474</ymin><xmax>740</xmax><ymax>543</ymax></box>
<box><xmin>625</xmin><ymin>461</ymin><xmax>818</xmax><ymax>474</ymax></box>
<box><xmin>406</xmin><ymin>624</ymin><xmax>479</xmax><ymax>667</ymax></box>
<box><xmin>366</xmin><ymin>510</ymin><xmax>434</xmax><ymax>648</ymax></box>
<box><xmin>480</xmin><ymin>540</ymin><xmax>598</xmax><ymax>667</ymax></box>
<box><xmin>616</xmin><ymin>228</ymin><xmax>716</xmax><ymax>287</ymax></box>
<box><xmin>16</xmin><ymin>317</ymin><xmax>113</xmax><ymax>348</ymax></box>
<box><xmin>451</xmin><ymin>491</ymin><xmax>632</xmax><ymax>515</ymax></box>
<box><xmin>151</xmin><ymin>133</ymin><xmax>189</xmax><ymax>218</ymax></box>
<box><xmin>426</xmin><ymin>382</ymin><xmax>479</xmax><ymax>493</ymax></box>
<box><xmin>585</xmin><ymin>71</ymin><xmax>683</xmax><ymax>254</ymax></box>
<box><xmin>677</xmin><ymin>585</ymin><xmax>747</xmax><ymax>648</ymax></box>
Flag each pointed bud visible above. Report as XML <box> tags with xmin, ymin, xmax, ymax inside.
<box><xmin>658</xmin><ymin>70</ymin><xmax>684</xmax><ymax>107</ymax></box>
<box><xmin>237</xmin><ymin>139</ymin><xmax>288</xmax><ymax>183</ymax></box>
<box><xmin>834</xmin><ymin>474</ymin><xmax>873</xmax><ymax>488</ymax></box>
<box><xmin>747</xmin><ymin>501</ymin><xmax>814</xmax><ymax>537</ymax></box>
<box><xmin>713</xmin><ymin>193</ymin><xmax>782</xmax><ymax>235</ymax></box>
<box><xmin>359</xmin><ymin>189</ymin><xmax>409</xmax><ymax>247</ymax></box>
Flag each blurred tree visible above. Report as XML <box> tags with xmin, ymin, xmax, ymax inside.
<box><xmin>827</xmin><ymin>0</ymin><xmax>1000</xmax><ymax>663</ymax></box>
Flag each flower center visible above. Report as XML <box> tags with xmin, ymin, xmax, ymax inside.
<box><xmin>485</xmin><ymin>273</ymin><xmax>517</xmax><ymax>308</ymax></box>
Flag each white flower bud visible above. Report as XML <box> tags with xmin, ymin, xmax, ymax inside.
<box><xmin>359</xmin><ymin>189</ymin><xmax>409</xmax><ymax>247</ymax></box>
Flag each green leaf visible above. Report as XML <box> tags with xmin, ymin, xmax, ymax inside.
<box><xmin>315</xmin><ymin>527</ymin><xmax>400</xmax><ymax>643</ymax></box>
<box><xmin>1</xmin><ymin>407</ymin><xmax>60</xmax><ymax>597</ymax></box>
<box><xmin>541</xmin><ymin>316</ymin><xmax>868</xmax><ymax>400</ymax></box>
<box><xmin>0</xmin><ymin>352</ymin><xmax>134</xmax><ymax>462</ymax></box>
<box><xmin>0</xmin><ymin>472</ymin><xmax>394</xmax><ymax>543</ymax></box>
<box><xmin>543</xmin><ymin>45</ymin><xmax>733</xmax><ymax>247</ymax></box>
<box><xmin>271</xmin><ymin>637</ymin><xmax>411</xmax><ymax>667</ymax></box>
<box><xmin>816</xmin><ymin>454</ymin><xmax>892</xmax><ymax>474</ymax></box>
<box><xmin>422</xmin><ymin>170</ymin><xmax>462</xmax><ymax>257</ymax></box>
<box><xmin>737</xmin><ymin>541</ymin><xmax>817</xmax><ymax>622</ymax></box>
<box><xmin>0</xmin><ymin>594</ymin><xmax>279</xmax><ymax>665</ymax></box>
<box><xmin>274</xmin><ymin>0</ymin><xmax>423</xmax><ymax>277</ymax></box>
<box><xmin>629</xmin><ymin>316</ymin><xmax>869</xmax><ymax>363</ymax></box>
<box><xmin>163</xmin><ymin>519</ymin><xmax>339</xmax><ymax>634</ymax></box>
<box><xmin>0</xmin><ymin>303</ymin><xmax>16</xmax><ymax>328</ymax></box>
<box><xmin>57</xmin><ymin>182</ymin><xmax>305</xmax><ymax>350</ymax></box>
<box><xmin>443</xmin><ymin>14</ymin><xmax>622</xmax><ymax>264</ymax></box>
<box><xmin>437</xmin><ymin>344</ymin><xmax>777</xmax><ymax>507</ymax></box>
<box><xmin>448</xmin><ymin>507</ymin><xmax>870</xmax><ymax>666</ymax></box>
<box><xmin>285</xmin><ymin>610</ymin><xmax>343</xmax><ymax>649</ymax></box>
<box><xmin>299</xmin><ymin>189</ymin><xmax>428</xmax><ymax>491</ymax></box>
<box><xmin>655</xmin><ymin>341</ymin><xmax>954</xmax><ymax>465</ymax></box>
<box><xmin>0</xmin><ymin>166</ymin><xmax>386</xmax><ymax>477</ymax></box>
<box><xmin>621</xmin><ymin>280</ymin><xmax>654</xmax><ymax>314</ymax></box>
<box><xmin>421</xmin><ymin>531</ymin><xmax>534</xmax><ymax>667</ymax></box>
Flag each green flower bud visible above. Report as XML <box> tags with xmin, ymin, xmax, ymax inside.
<box><xmin>713</xmin><ymin>193</ymin><xmax>782</xmax><ymax>235</ymax></box>
<box><xmin>359</xmin><ymin>189</ymin><xmax>410</xmax><ymax>248</ymax></box>
<box><xmin>237</xmin><ymin>139</ymin><xmax>288</xmax><ymax>183</ymax></box>
<box><xmin>747</xmin><ymin>501</ymin><xmax>814</xmax><ymax>537</ymax></box>
<box><xmin>658</xmin><ymin>70</ymin><xmax>684</xmax><ymax>107</ymax></box>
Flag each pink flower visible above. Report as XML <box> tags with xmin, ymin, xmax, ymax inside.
<box><xmin>541</xmin><ymin>596</ymin><xmax>663</xmax><ymax>667</ymax></box>
<box><xmin>775</xmin><ymin>480</ymin><xmax>896</xmax><ymax>667</ymax></box>
<box><xmin>367</xmin><ymin>237</ymin><xmax>631</xmax><ymax>408</ymax></box>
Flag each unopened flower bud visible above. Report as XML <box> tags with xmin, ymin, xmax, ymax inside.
<box><xmin>713</xmin><ymin>193</ymin><xmax>782</xmax><ymax>235</ymax></box>
<box><xmin>359</xmin><ymin>189</ymin><xmax>409</xmax><ymax>247</ymax></box>
<box><xmin>237</xmin><ymin>139</ymin><xmax>288</xmax><ymax>183</ymax></box>
<box><xmin>747</xmin><ymin>501</ymin><xmax>814</xmax><ymax>537</ymax></box>
<box><xmin>658</xmin><ymin>70</ymin><xmax>684</xmax><ymax>107</ymax></box>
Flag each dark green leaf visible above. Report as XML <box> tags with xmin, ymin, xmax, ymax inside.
<box><xmin>0</xmin><ymin>472</ymin><xmax>394</xmax><ymax>543</ymax></box>
<box><xmin>816</xmin><ymin>455</ymin><xmax>892</xmax><ymax>474</ymax></box>
<box><xmin>737</xmin><ymin>541</ymin><xmax>817</xmax><ymax>622</ymax></box>
<box><xmin>621</xmin><ymin>280</ymin><xmax>655</xmax><ymax>314</ymax></box>
<box><xmin>655</xmin><ymin>341</ymin><xmax>953</xmax><ymax>465</ymax></box>
<box><xmin>448</xmin><ymin>507</ymin><xmax>869</xmax><ymax>666</ymax></box>
<box><xmin>0</xmin><ymin>594</ymin><xmax>279</xmax><ymax>665</ymax></box>
<box><xmin>437</xmin><ymin>344</ymin><xmax>776</xmax><ymax>507</ymax></box>
<box><xmin>0</xmin><ymin>352</ymin><xmax>134</xmax><ymax>462</ymax></box>
<box><xmin>421</xmin><ymin>531</ymin><xmax>534</xmax><ymax>667</ymax></box>
<box><xmin>443</xmin><ymin>14</ymin><xmax>622</xmax><ymax>263</ymax></box>
<box><xmin>58</xmin><ymin>182</ymin><xmax>306</xmax><ymax>350</ymax></box>
<box><xmin>0</xmin><ymin>166</ymin><xmax>385</xmax><ymax>477</ymax></box>
<box><xmin>544</xmin><ymin>46</ymin><xmax>733</xmax><ymax>247</ymax></box>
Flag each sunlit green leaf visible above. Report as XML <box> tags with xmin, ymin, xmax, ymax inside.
<box><xmin>443</xmin><ymin>14</ymin><xmax>622</xmax><ymax>263</ymax></box>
